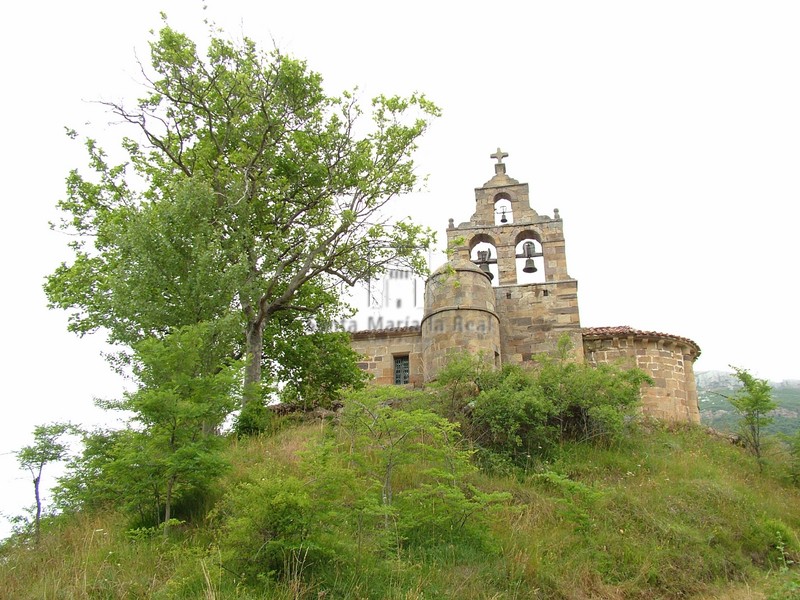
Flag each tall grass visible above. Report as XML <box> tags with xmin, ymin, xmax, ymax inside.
<box><xmin>2</xmin><ymin>421</ymin><xmax>799</xmax><ymax>599</ymax></box>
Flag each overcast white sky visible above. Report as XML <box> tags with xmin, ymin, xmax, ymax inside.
<box><xmin>1</xmin><ymin>0</ymin><xmax>798</xmax><ymax>535</ymax></box>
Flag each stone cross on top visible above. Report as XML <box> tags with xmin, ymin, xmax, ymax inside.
<box><xmin>490</xmin><ymin>147</ymin><xmax>508</xmax><ymax>163</ymax></box>
<box><xmin>490</xmin><ymin>147</ymin><xmax>509</xmax><ymax>175</ymax></box>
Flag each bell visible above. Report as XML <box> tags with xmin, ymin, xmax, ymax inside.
<box><xmin>523</xmin><ymin>258</ymin><xmax>538</xmax><ymax>274</ymax></box>
<box><xmin>500</xmin><ymin>209</ymin><xmax>508</xmax><ymax>224</ymax></box>
<box><xmin>523</xmin><ymin>241</ymin><xmax>535</xmax><ymax>257</ymax></box>
<box><xmin>479</xmin><ymin>263</ymin><xmax>494</xmax><ymax>280</ymax></box>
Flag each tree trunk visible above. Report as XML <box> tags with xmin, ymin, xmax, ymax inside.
<box><xmin>244</xmin><ymin>319</ymin><xmax>264</xmax><ymax>407</ymax></box>
<box><xmin>163</xmin><ymin>476</ymin><xmax>175</xmax><ymax>538</ymax></box>
<box><xmin>33</xmin><ymin>475</ymin><xmax>41</xmax><ymax>545</ymax></box>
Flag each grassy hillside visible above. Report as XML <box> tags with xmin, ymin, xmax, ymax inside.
<box><xmin>2</xmin><ymin>417</ymin><xmax>800</xmax><ymax>599</ymax></box>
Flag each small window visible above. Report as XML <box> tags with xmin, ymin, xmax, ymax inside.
<box><xmin>394</xmin><ymin>355</ymin><xmax>410</xmax><ymax>385</ymax></box>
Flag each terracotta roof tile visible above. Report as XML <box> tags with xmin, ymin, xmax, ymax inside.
<box><xmin>348</xmin><ymin>324</ymin><xmax>701</xmax><ymax>356</ymax></box>
<box><xmin>582</xmin><ymin>325</ymin><xmax>701</xmax><ymax>355</ymax></box>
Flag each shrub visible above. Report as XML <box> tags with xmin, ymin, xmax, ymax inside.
<box><xmin>216</xmin><ymin>475</ymin><xmax>332</xmax><ymax>582</ymax></box>
<box><xmin>465</xmin><ymin>346</ymin><xmax>650</xmax><ymax>468</ymax></box>
<box><xmin>342</xmin><ymin>387</ymin><xmax>510</xmax><ymax>550</ymax></box>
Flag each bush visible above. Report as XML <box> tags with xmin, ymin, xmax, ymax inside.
<box><xmin>342</xmin><ymin>387</ymin><xmax>510</xmax><ymax>551</ymax></box>
<box><xmin>216</xmin><ymin>475</ymin><xmax>332</xmax><ymax>582</ymax></box>
<box><xmin>743</xmin><ymin>517</ymin><xmax>799</xmax><ymax>568</ymax></box>
<box><xmin>470</xmin><ymin>366</ymin><xmax>557</xmax><ymax>461</ymax></box>
<box><xmin>396</xmin><ymin>483</ymin><xmax>509</xmax><ymax>548</ymax></box>
<box><xmin>443</xmin><ymin>342</ymin><xmax>651</xmax><ymax>469</ymax></box>
<box><xmin>233</xmin><ymin>394</ymin><xmax>271</xmax><ymax>437</ymax></box>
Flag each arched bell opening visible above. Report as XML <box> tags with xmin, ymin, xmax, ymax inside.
<box><xmin>493</xmin><ymin>194</ymin><xmax>513</xmax><ymax>225</ymax></box>
<box><xmin>469</xmin><ymin>236</ymin><xmax>499</xmax><ymax>286</ymax></box>
<box><xmin>514</xmin><ymin>237</ymin><xmax>545</xmax><ymax>284</ymax></box>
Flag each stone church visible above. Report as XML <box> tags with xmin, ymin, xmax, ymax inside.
<box><xmin>351</xmin><ymin>151</ymin><xmax>701</xmax><ymax>423</ymax></box>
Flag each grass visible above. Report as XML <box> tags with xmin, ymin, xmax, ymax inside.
<box><xmin>2</xmin><ymin>419</ymin><xmax>800</xmax><ymax>599</ymax></box>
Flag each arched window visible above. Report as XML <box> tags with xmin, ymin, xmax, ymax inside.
<box><xmin>470</xmin><ymin>240</ymin><xmax>499</xmax><ymax>286</ymax></box>
<box><xmin>494</xmin><ymin>196</ymin><xmax>513</xmax><ymax>225</ymax></box>
<box><xmin>514</xmin><ymin>236</ymin><xmax>545</xmax><ymax>284</ymax></box>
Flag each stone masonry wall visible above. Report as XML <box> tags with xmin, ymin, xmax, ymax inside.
<box><xmin>350</xmin><ymin>328</ymin><xmax>424</xmax><ymax>387</ymax></box>
<box><xmin>421</xmin><ymin>260</ymin><xmax>502</xmax><ymax>382</ymax></box>
<box><xmin>494</xmin><ymin>280</ymin><xmax>583</xmax><ymax>364</ymax></box>
<box><xmin>583</xmin><ymin>328</ymin><xmax>701</xmax><ymax>423</ymax></box>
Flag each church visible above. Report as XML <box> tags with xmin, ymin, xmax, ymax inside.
<box><xmin>351</xmin><ymin>150</ymin><xmax>701</xmax><ymax>423</ymax></box>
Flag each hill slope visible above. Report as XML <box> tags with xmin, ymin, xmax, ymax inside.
<box><xmin>2</xmin><ymin>418</ymin><xmax>799</xmax><ymax>599</ymax></box>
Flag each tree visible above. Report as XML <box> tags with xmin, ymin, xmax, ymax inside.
<box><xmin>15</xmin><ymin>423</ymin><xmax>74</xmax><ymax>544</ymax></box>
<box><xmin>276</xmin><ymin>330</ymin><xmax>368</xmax><ymax>410</ymax></box>
<box><xmin>98</xmin><ymin>323</ymin><xmax>239</xmax><ymax>534</ymax></box>
<box><xmin>728</xmin><ymin>366</ymin><xmax>776</xmax><ymax>470</ymax></box>
<box><xmin>46</xmin><ymin>19</ymin><xmax>438</xmax><ymax>407</ymax></box>
<box><xmin>341</xmin><ymin>387</ymin><xmax>509</xmax><ymax>547</ymax></box>
<box><xmin>53</xmin><ymin>428</ymin><xmax>134</xmax><ymax>515</ymax></box>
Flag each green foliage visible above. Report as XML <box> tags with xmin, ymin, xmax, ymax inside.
<box><xmin>447</xmin><ymin>345</ymin><xmax>651</xmax><ymax>469</ymax></box>
<box><xmin>537</xmin><ymin>355</ymin><xmax>650</xmax><ymax>445</ymax></box>
<box><xmin>45</xmin><ymin>18</ymin><xmax>438</xmax><ymax>407</ymax></box>
<box><xmin>55</xmin><ymin>428</ymin><xmax>145</xmax><ymax>516</ymax></box>
<box><xmin>742</xmin><ymin>517</ymin><xmax>800</xmax><ymax>568</ymax></box>
<box><xmin>698</xmin><ymin>377</ymin><xmax>800</xmax><ymax>436</ymax></box>
<box><xmin>728</xmin><ymin>366</ymin><xmax>777</xmax><ymax>469</ymax></box>
<box><xmin>15</xmin><ymin>423</ymin><xmax>74</xmax><ymax>488</ymax></box>
<box><xmin>5</xmin><ymin>415</ymin><xmax>800</xmax><ymax>599</ymax></box>
<box><xmin>216</xmin><ymin>474</ymin><xmax>329</xmax><ymax>582</ymax></box>
<box><xmin>534</xmin><ymin>470</ymin><xmax>603</xmax><ymax>535</ymax></box>
<box><xmin>277</xmin><ymin>331</ymin><xmax>368</xmax><ymax>410</ymax></box>
<box><xmin>57</xmin><ymin>323</ymin><xmax>239</xmax><ymax>531</ymax></box>
<box><xmin>431</xmin><ymin>351</ymin><xmax>496</xmax><ymax>420</ymax></box>
<box><xmin>297</xmin><ymin>435</ymin><xmax>391</xmax><ymax>558</ymax></box>
<box><xmin>232</xmin><ymin>395</ymin><xmax>272</xmax><ymax>438</ymax></box>
<box><xmin>15</xmin><ymin>422</ymin><xmax>76</xmax><ymax>544</ymax></box>
<box><xmin>341</xmin><ymin>387</ymin><xmax>510</xmax><ymax>549</ymax></box>
<box><xmin>212</xmin><ymin>392</ymin><xmax>510</xmax><ymax>592</ymax></box>
<box><xmin>786</xmin><ymin>429</ymin><xmax>800</xmax><ymax>484</ymax></box>
<box><xmin>471</xmin><ymin>364</ymin><xmax>555</xmax><ymax>459</ymax></box>
<box><xmin>119</xmin><ymin>323</ymin><xmax>238</xmax><ymax>530</ymax></box>
<box><xmin>342</xmin><ymin>387</ymin><xmax>463</xmax><ymax>509</ymax></box>
<box><xmin>396</xmin><ymin>482</ymin><xmax>509</xmax><ymax>548</ymax></box>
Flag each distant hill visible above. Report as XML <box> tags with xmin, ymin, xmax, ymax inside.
<box><xmin>696</xmin><ymin>370</ymin><xmax>800</xmax><ymax>436</ymax></box>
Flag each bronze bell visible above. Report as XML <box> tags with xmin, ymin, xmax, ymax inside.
<box><xmin>523</xmin><ymin>258</ymin><xmax>537</xmax><ymax>273</ymax></box>
<box><xmin>479</xmin><ymin>262</ymin><xmax>494</xmax><ymax>280</ymax></box>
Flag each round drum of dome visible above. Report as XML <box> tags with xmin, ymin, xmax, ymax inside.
<box><xmin>420</xmin><ymin>258</ymin><xmax>501</xmax><ymax>382</ymax></box>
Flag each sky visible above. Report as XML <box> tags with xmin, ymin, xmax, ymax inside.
<box><xmin>1</xmin><ymin>0</ymin><xmax>798</xmax><ymax>535</ymax></box>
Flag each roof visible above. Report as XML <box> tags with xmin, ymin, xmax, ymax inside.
<box><xmin>582</xmin><ymin>326</ymin><xmax>701</xmax><ymax>355</ymax></box>
<box><xmin>348</xmin><ymin>324</ymin><xmax>701</xmax><ymax>357</ymax></box>
<box><xmin>429</xmin><ymin>258</ymin><xmax>487</xmax><ymax>278</ymax></box>
<box><xmin>350</xmin><ymin>326</ymin><xmax>421</xmax><ymax>340</ymax></box>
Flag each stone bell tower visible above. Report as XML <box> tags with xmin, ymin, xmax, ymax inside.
<box><xmin>353</xmin><ymin>149</ymin><xmax>701</xmax><ymax>423</ymax></box>
<box><xmin>444</xmin><ymin>149</ymin><xmax>583</xmax><ymax>365</ymax></box>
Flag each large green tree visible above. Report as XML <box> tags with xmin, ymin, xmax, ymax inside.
<box><xmin>46</xmin><ymin>20</ymin><xmax>438</xmax><ymax>405</ymax></box>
